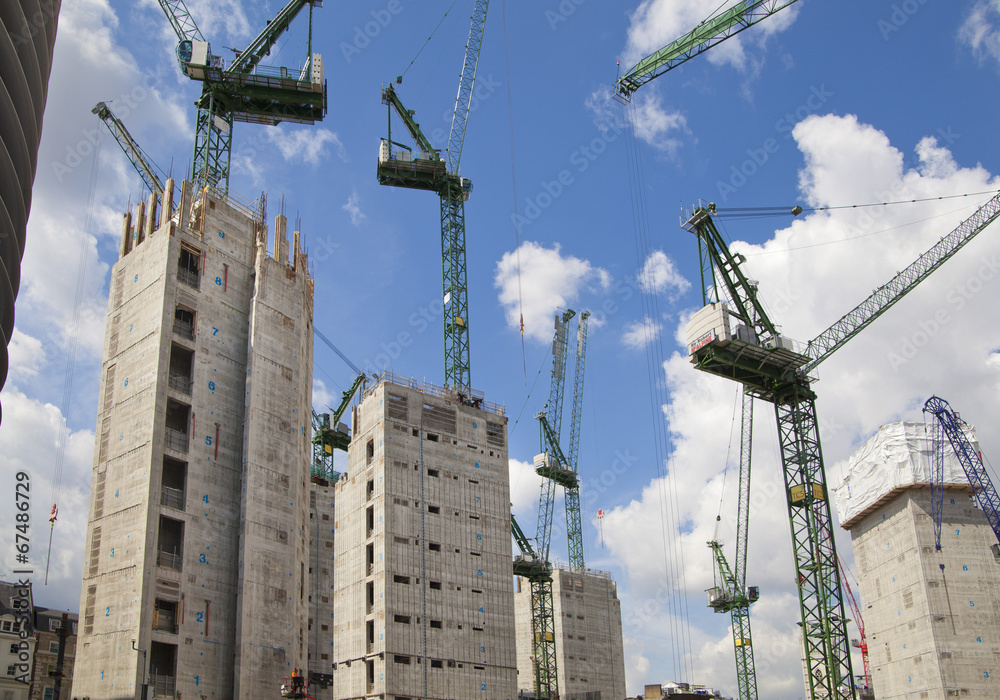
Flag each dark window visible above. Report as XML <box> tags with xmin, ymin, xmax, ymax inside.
<box><xmin>156</xmin><ymin>516</ymin><xmax>184</xmax><ymax>571</ymax></box>
<box><xmin>161</xmin><ymin>457</ymin><xmax>186</xmax><ymax>510</ymax></box>
<box><xmin>173</xmin><ymin>307</ymin><xmax>195</xmax><ymax>340</ymax></box>
<box><xmin>177</xmin><ymin>246</ymin><xmax>201</xmax><ymax>289</ymax></box>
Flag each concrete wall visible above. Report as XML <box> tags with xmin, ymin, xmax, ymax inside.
<box><xmin>514</xmin><ymin>567</ymin><xmax>626</xmax><ymax>700</ymax></box>
<box><xmin>849</xmin><ymin>487</ymin><xmax>1000</xmax><ymax>699</ymax></box>
<box><xmin>234</xmin><ymin>214</ymin><xmax>314</xmax><ymax>697</ymax></box>
<box><xmin>310</xmin><ymin>482</ymin><xmax>338</xmax><ymax>700</ymax></box>
<box><xmin>333</xmin><ymin>376</ymin><xmax>516</xmax><ymax>700</ymax></box>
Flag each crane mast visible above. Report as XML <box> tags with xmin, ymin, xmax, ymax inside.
<box><xmin>92</xmin><ymin>102</ymin><xmax>165</xmax><ymax>197</ymax></box>
<box><xmin>615</xmin><ymin>0</ymin><xmax>801</xmax><ymax>102</ymax></box>
<box><xmin>376</xmin><ymin>0</ymin><xmax>488</xmax><ymax>392</ymax></box>
<box><xmin>511</xmin><ymin>513</ymin><xmax>558</xmax><ymax>700</ymax></box>
<box><xmin>565</xmin><ymin>311</ymin><xmax>590</xmax><ymax>571</ymax></box>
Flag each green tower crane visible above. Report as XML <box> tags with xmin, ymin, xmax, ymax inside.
<box><xmin>614</xmin><ymin>0</ymin><xmax>802</xmax><ymax>102</ymax></box>
<box><xmin>157</xmin><ymin>0</ymin><xmax>327</xmax><ymax>194</ymax></box>
<box><xmin>511</xmin><ymin>512</ymin><xmax>558</xmax><ymax>700</ymax></box>
<box><xmin>535</xmin><ymin>309</ymin><xmax>578</xmax><ymax>557</ymax></box>
<box><xmin>564</xmin><ymin>311</ymin><xmax>591</xmax><ymax>571</ymax></box>
<box><xmin>311</xmin><ymin>328</ymin><xmax>369</xmax><ymax>481</ymax></box>
<box><xmin>684</xmin><ymin>189</ymin><xmax>1000</xmax><ymax>699</ymax></box>
<box><xmin>377</xmin><ymin>0</ymin><xmax>489</xmax><ymax>392</ymax></box>
<box><xmin>707</xmin><ymin>392</ymin><xmax>759</xmax><ymax>700</ymax></box>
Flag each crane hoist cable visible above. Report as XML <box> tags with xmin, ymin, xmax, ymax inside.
<box><xmin>47</xmin><ymin>130</ymin><xmax>105</xmax><ymax>585</ymax></box>
<box><xmin>621</xmin><ymin>98</ymin><xmax>695</xmax><ymax>682</ymax></box>
<box><xmin>399</xmin><ymin>0</ymin><xmax>460</xmax><ymax>81</ymax></box>
<box><xmin>502</xmin><ymin>0</ymin><xmax>527</xmax><ymax>382</ymax></box>
<box><xmin>716</xmin><ymin>385</ymin><xmax>744</xmax><ymax>522</ymax></box>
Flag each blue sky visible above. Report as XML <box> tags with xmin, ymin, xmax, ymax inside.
<box><xmin>5</xmin><ymin>1</ymin><xmax>1000</xmax><ymax>697</ymax></box>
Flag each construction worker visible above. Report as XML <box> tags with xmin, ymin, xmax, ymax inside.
<box><xmin>291</xmin><ymin>668</ymin><xmax>302</xmax><ymax>695</ymax></box>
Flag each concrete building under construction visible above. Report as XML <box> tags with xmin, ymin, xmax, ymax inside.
<box><xmin>331</xmin><ymin>373</ymin><xmax>517</xmax><ymax>700</ymax></box>
<box><xmin>514</xmin><ymin>563</ymin><xmax>626</xmax><ymax>700</ymax></box>
<box><xmin>72</xmin><ymin>181</ymin><xmax>323</xmax><ymax>699</ymax></box>
<box><xmin>835</xmin><ymin>421</ymin><xmax>1000</xmax><ymax>699</ymax></box>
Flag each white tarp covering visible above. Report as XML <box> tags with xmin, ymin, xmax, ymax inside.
<box><xmin>834</xmin><ymin>421</ymin><xmax>976</xmax><ymax>525</ymax></box>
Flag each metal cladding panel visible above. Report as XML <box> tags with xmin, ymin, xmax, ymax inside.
<box><xmin>685</xmin><ymin>302</ymin><xmax>731</xmax><ymax>354</ymax></box>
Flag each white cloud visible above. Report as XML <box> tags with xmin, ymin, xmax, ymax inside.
<box><xmin>7</xmin><ymin>330</ymin><xmax>46</xmax><ymax>381</ymax></box>
<box><xmin>629</xmin><ymin>94</ymin><xmax>688</xmax><ymax>155</ymax></box>
<box><xmin>494</xmin><ymin>242</ymin><xmax>611</xmax><ymax>342</ymax></box>
<box><xmin>313</xmin><ymin>378</ymin><xmax>336</xmax><ymax>411</ymax></box>
<box><xmin>267</xmin><ymin>127</ymin><xmax>347</xmax><ymax>166</ymax></box>
<box><xmin>622</xmin><ymin>317</ymin><xmax>663</xmax><ymax>350</ymax></box>
<box><xmin>0</xmin><ymin>389</ymin><xmax>93</xmax><ymax>609</ymax></box>
<box><xmin>585</xmin><ymin>90</ymin><xmax>687</xmax><ymax>154</ymax></box>
<box><xmin>959</xmin><ymin>0</ymin><xmax>1000</xmax><ymax>67</ymax></box>
<box><xmin>639</xmin><ymin>250</ymin><xmax>690</xmax><ymax>296</ymax></box>
<box><xmin>342</xmin><ymin>190</ymin><xmax>366</xmax><ymax>226</ymax></box>
<box><xmin>598</xmin><ymin>114</ymin><xmax>1000</xmax><ymax>697</ymax></box>
<box><xmin>509</xmin><ymin>458</ymin><xmax>545</xmax><ymax>525</ymax></box>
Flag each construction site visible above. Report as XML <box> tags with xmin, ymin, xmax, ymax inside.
<box><xmin>6</xmin><ymin>2</ymin><xmax>1000</xmax><ymax>700</ymax></box>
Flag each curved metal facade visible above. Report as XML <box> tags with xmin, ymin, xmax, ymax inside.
<box><xmin>0</xmin><ymin>0</ymin><xmax>61</xmax><ymax>415</ymax></box>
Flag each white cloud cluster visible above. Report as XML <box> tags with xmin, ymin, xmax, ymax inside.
<box><xmin>268</xmin><ymin>127</ymin><xmax>347</xmax><ymax>166</ymax></box>
<box><xmin>599</xmin><ymin>113</ymin><xmax>1000</xmax><ymax>696</ymax></box>
<box><xmin>639</xmin><ymin>250</ymin><xmax>690</xmax><ymax>296</ymax></box>
<box><xmin>960</xmin><ymin>0</ymin><xmax>1000</xmax><ymax>67</ymax></box>
<box><xmin>622</xmin><ymin>317</ymin><xmax>663</xmax><ymax>350</ymax></box>
<box><xmin>342</xmin><ymin>190</ymin><xmax>366</xmax><ymax>226</ymax></box>
<box><xmin>0</xmin><ymin>389</ymin><xmax>93</xmax><ymax>608</ymax></box>
<box><xmin>494</xmin><ymin>242</ymin><xmax>611</xmax><ymax>342</ymax></box>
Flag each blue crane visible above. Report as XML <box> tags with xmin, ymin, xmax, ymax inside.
<box><xmin>923</xmin><ymin>396</ymin><xmax>1000</xmax><ymax>561</ymax></box>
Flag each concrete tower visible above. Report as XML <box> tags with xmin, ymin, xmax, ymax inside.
<box><xmin>73</xmin><ymin>181</ymin><xmax>315</xmax><ymax>700</ymax></box>
<box><xmin>332</xmin><ymin>373</ymin><xmax>517</xmax><ymax>700</ymax></box>
<box><xmin>835</xmin><ymin>421</ymin><xmax>1000</xmax><ymax>699</ymax></box>
<box><xmin>514</xmin><ymin>565</ymin><xmax>626</xmax><ymax>700</ymax></box>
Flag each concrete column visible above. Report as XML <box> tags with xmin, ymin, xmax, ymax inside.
<box><xmin>145</xmin><ymin>191</ymin><xmax>158</xmax><ymax>237</ymax></box>
<box><xmin>120</xmin><ymin>212</ymin><xmax>132</xmax><ymax>256</ymax></box>
<box><xmin>275</xmin><ymin>214</ymin><xmax>288</xmax><ymax>266</ymax></box>
<box><xmin>177</xmin><ymin>179</ymin><xmax>193</xmax><ymax>231</ymax></box>
<box><xmin>134</xmin><ymin>200</ymin><xmax>146</xmax><ymax>245</ymax></box>
<box><xmin>160</xmin><ymin>178</ymin><xmax>175</xmax><ymax>230</ymax></box>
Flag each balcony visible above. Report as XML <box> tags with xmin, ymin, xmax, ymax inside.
<box><xmin>167</xmin><ymin>373</ymin><xmax>192</xmax><ymax>395</ymax></box>
<box><xmin>164</xmin><ymin>428</ymin><xmax>188</xmax><ymax>453</ymax></box>
<box><xmin>177</xmin><ymin>266</ymin><xmax>200</xmax><ymax>291</ymax></box>
<box><xmin>160</xmin><ymin>486</ymin><xmax>184</xmax><ymax>511</ymax></box>
<box><xmin>172</xmin><ymin>319</ymin><xmax>194</xmax><ymax>341</ymax></box>
<box><xmin>157</xmin><ymin>550</ymin><xmax>182</xmax><ymax>572</ymax></box>
<box><xmin>150</xmin><ymin>672</ymin><xmax>176</xmax><ymax>698</ymax></box>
